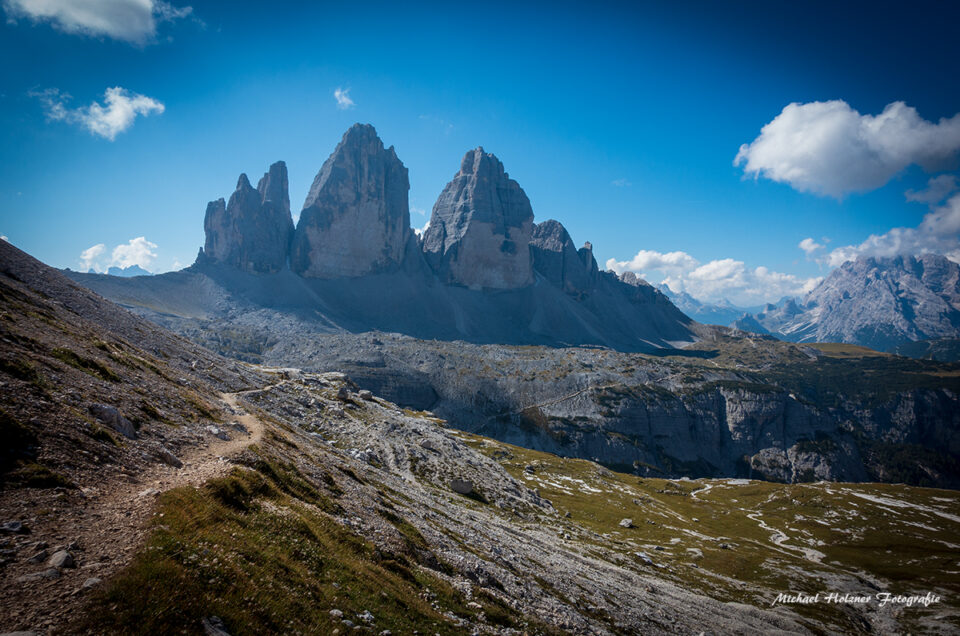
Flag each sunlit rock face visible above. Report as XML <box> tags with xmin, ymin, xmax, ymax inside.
<box><xmin>422</xmin><ymin>148</ymin><xmax>534</xmax><ymax>290</ymax></box>
<box><xmin>292</xmin><ymin>124</ymin><xmax>412</xmax><ymax>278</ymax></box>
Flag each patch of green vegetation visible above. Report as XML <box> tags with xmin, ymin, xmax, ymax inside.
<box><xmin>75</xmin><ymin>460</ymin><xmax>535</xmax><ymax>636</ymax></box>
<box><xmin>7</xmin><ymin>462</ymin><xmax>75</xmax><ymax>489</ymax></box>
<box><xmin>0</xmin><ymin>409</ymin><xmax>37</xmax><ymax>474</ymax></box>
<box><xmin>182</xmin><ymin>390</ymin><xmax>220</xmax><ymax>422</ymax></box>
<box><xmin>88</xmin><ymin>424</ymin><xmax>121</xmax><ymax>447</ymax></box>
<box><xmin>0</xmin><ymin>357</ymin><xmax>48</xmax><ymax>391</ymax></box>
<box><xmin>51</xmin><ymin>347</ymin><xmax>120</xmax><ymax>382</ymax></box>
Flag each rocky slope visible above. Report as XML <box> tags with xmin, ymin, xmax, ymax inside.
<box><xmin>657</xmin><ymin>284</ymin><xmax>762</xmax><ymax>327</ymax></box>
<box><xmin>3</xmin><ymin>240</ymin><xmax>958</xmax><ymax>635</ymax></box>
<box><xmin>744</xmin><ymin>254</ymin><xmax>960</xmax><ymax>353</ymax></box>
<box><xmin>259</xmin><ymin>330</ymin><xmax>960</xmax><ymax>489</ymax></box>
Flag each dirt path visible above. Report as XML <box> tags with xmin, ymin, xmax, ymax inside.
<box><xmin>0</xmin><ymin>385</ymin><xmax>279</xmax><ymax>634</ymax></box>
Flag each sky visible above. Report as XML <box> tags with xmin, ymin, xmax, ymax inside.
<box><xmin>1</xmin><ymin>0</ymin><xmax>959</xmax><ymax>305</ymax></box>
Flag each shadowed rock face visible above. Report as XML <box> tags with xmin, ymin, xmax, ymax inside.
<box><xmin>422</xmin><ymin>148</ymin><xmax>534</xmax><ymax>289</ymax></box>
<box><xmin>291</xmin><ymin>124</ymin><xmax>411</xmax><ymax>278</ymax></box>
<box><xmin>530</xmin><ymin>220</ymin><xmax>599</xmax><ymax>295</ymax></box>
<box><xmin>202</xmin><ymin>161</ymin><xmax>293</xmax><ymax>274</ymax></box>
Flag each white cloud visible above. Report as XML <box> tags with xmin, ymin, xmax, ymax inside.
<box><xmin>334</xmin><ymin>87</ymin><xmax>354</xmax><ymax>110</ymax></box>
<box><xmin>33</xmin><ymin>86</ymin><xmax>164</xmax><ymax>140</ymax></box>
<box><xmin>413</xmin><ymin>220</ymin><xmax>430</xmax><ymax>238</ymax></box>
<box><xmin>410</xmin><ymin>205</ymin><xmax>427</xmax><ymax>216</ymax></box>
<box><xmin>79</xmin><ymin>243</ymin><xmax>106</xmax><ymax>271</ymax></box>
<box><xmin>798</xmin><ymin>237</ymin><xmax>825</xmax><ymax>256</ymax></box>
<box><xmin>1</xmin><ymin>235</ymin><xmax>9</xmax><ymax>242</ymax></box>
<box><xmin>735</xmin><ymin>100</ymin><xmax>960</xmax><ymax>198</ymax></box>
<box><xmin>905</xmin><ymin>174</ymin><xmax>959</xmax><ymax>205</ymax></box>
<box><xmin>111</xmin><ymin>236</ymin><xmax>157</xmax><ymax>269</ymax></box>
<box><xmin>611</xmin><ymin>178</ymin><xmax>632</xmax><ymax>187</ymax></box>
<box><xmin>606</xmin><ymin>250</ymin><xmax>821</xmax><ymax>305</ymax></box>
<box><xmin>2</xmin><ymin>0</ymin><xmax>193</xmax><ymax>45</ymax></box>
<box><xmin>825</xmin><ymin>192</ymin><xmax>960</xmax><ymax>266</ymax></box>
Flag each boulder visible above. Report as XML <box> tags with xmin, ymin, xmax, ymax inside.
<box><xmin>88</xmin><ymin>404</ymin><xmax>136</xmax><ymax>439</ymax></box>
<box><xmin>292</xmin><ymin>124</ymin><xmax>412</xmax><ymax>278</ymax></box>
<box><xmin>422</xmin><ymin>148</ymin><xmax>534</xmax><ymax>289</ymax></box>
<box><xmin>450</xmin><ymin>478</ymin><xmax>474</xmax><ymax>495</ymax></box>
<box><xmin>619</xmin><ymin>518</ymin><xmax>634</xmax><ymax>528</ymax></box>
<box><xmin>48</xmin><ymin>549</ymin><xmax>75</xmax><ymax>569</ymax></box>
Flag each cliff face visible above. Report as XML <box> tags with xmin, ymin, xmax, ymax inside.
<box><xmin>422</xmin><ymin>148</ymin><xmax>535</xmax><ymax>289</ymax></box>
<box><xmin>291</xmin><ymin>124</ymin><xmax>412</xmax><ymax>278</ymax></box>
<box><xmin>202</xmin><ymin>161</ymin><xmax>293</xmax><ymax>274</ymax></box>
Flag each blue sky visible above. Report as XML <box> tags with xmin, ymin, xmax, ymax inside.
<box><xmin>1</xmin><ymin>0</ymin><xmax>959</xmax><ymax>304</ymax></box>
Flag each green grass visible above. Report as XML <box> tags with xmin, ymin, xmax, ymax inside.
<box><xmin>6</xmin><ymin>462</ymin><xmax>75</xmax><ymax>489</ymax></box>
<box><xmin>76</xmin><ymin>448</ymin><xmax>546</xmax><ymax>636</ymax></box>
<box><xmin>51</xmin><ymin>347</ymin><xmax>120</xmax><ymax>382</ymax></box>
<box><xmin>452</xmin><ymin>431</ymin><xmax>960</xmax><ymax>634</ymax></box>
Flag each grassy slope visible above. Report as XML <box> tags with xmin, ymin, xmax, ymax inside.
<box><xmin>454</xmin><ymin>431</ymin><xmax>960</xmax><ymax>635</ymax></box>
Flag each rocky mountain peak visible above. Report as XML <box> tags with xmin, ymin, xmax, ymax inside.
<box><xmin>422</xmin><ymin>148</ymin><xmax>534</xmax><ymax>289</ymax></box>
<box><xmin>201</xmin><ymin>162</ymin><xmax>294</xmax><ymax>274</ymax></box>
<box><xmin>291</xmin><ymin>123</ymin><xmax>411</xmax><ymax>278</ymax></box>
<box><xmin>530</xmin><ymin>220</ymin><xmax>598</xmax><ymax>295</ymax></box>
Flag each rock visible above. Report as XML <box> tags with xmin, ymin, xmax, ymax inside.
<box><xmin>341</xmin><ymin>620</ymin><xmax>355</xmax><ymax>629</ymax></box>
<box><xmin>0</xmin><ymin>521</ymin><xmax>28</xmax><ymax>534</ymax></box>
<box><xmin>619</xmin><ymin>518</ymin><xmax>634</xmax><ymax>529</ymax></box>
<box><xmin>422</xmin><ymin>147</ymin><xmax>535</xmax><ymax>289</ymax></box>
<box><xmin>201</xmin><ymin>162</ymin><xmax>293</xmax><ymax>274</ymax></box>
<box><xmin>450</xmin><ymin>478</ymin><xmax>474</xmax><ymax>495</ymax></box>
<box><xmin>292</xmin><ymin>124</ymin><xmax>412</xmax><ymax>278</ymax></box>
<box><xmin>0</xmin><ymin>631</ymin><xmax>39</xmax><ymax>636</ymax></box>
<box><xmin>48</xmin><ymin>549</ymin><xmax>75</xmax><ymax>568</ymax></box>
<box><xmin>357</xmin><ymin>390</ymin><xmax>374</xmax><ymax>401</ymax></box>
<box><xmin>17</xmin><ymin>567</ymin><xmax>60</xmax><ymax>582</ymax></box>
<box><xmin>635</xmin><ymin>551</ymin><xmax>653</xmax><ymax>566</ymax></box>
<box><xmin>82</xmin><ymin>577</ymin><xmax>102</xmax><ymax>588</ymax></box>
<box><xmin>157</xmin><ymin>448</ymin><xmax>183</xmax><ymax>468</ymax></box>
<box><xmin>205</xmin><ymin>425</ymin><xmax>230</xmax><ymax>441</ymax></box>
<box><xmin>89</xmin><ymin>404</ymin><xmax>137</xmax><ymax>439</ymax></box>
<box><xmin>26</xmin><ymin>548</ymin><xmax>47</xmax><ymax>564</ymax></box>
<box><xmin>202</xmin><ymin>615</ymin><xmax>232</xmax><ymax>636</ymax></box>
<box><xmin>530</xmin><ymin>220</ymin><xmax>599</xmax><ymax>295</ymax></box>
<box><xmin>337</xmin><ymin>386</ymin><xmax>352</xmax><ymax>402</ymax></box>
<box><xmin>329</xmin><ymin>609</ymin><xmax>344</xmax><ymax>620</ymax></box>
<box><xmin>231</xmin><ymin>421</ymin><xmax>248</xmax><ymax>434</ymax></box>
<box><xmin>358</xmin><ymin>610</ymin><xmax>375</xmax><ymax>623</ymax></box>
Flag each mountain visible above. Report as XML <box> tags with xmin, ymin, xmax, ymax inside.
<box><xmin>66</xmin><ymin>123</ymin><xmax>695</xmax><ymax>353</ymax></box>
<box><xmin>105</xmin><ymin>265</ymin><xmax>153</xmax><ymax>277</ymax></box>
<box><xmin>5</xmin><ymin>238</ymin><xmax>960</xmax><ymax>635</ymax></box>
<box><xmin>291</xmin><ymin>124</ymin><xmax>414</xmax><ymax>278</ymax></box>
<box><xmin>656</xmin><ymin>284</ymin><xmax>762</xmax><ymax>326</ymax></box>
<box><xmin>743</xmin><ymin>254</ymin><xmax>960</xmax><ymax>353</ymax></box>
<box><xmin>422</xmin><ymin>147</ymin><xmax>535</xmax><ymax>289</ymax></box>
<box><xmin>200</xmin><ymin>161</ymin><xmax>293</xmax><ymax>274</ymax></box>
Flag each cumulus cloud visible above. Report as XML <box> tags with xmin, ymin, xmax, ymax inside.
<box><xmin>824</xmin><ymin>193</ymin><xmax>960</xmax><ymax>266</ymax></box>
<box><xmin>79</xmin><ymin>237</ymin><xmax>157</xmax><ymax>272</ymax></box>
<box><xmin>905</xmin><ymin>174</ymin><xmax>959</xmax><ymax>205</ymax></box>
<box><xmin>606</xmin><ymin>250</ymin><xmax>821</xmax><ymax>305</ymax></box>
<box><xmin>334</xmin><ymin>87</ymin><xmax>354</xmax><ymax>110</ymax></box>
<box><xmin>2</xmin><ymin>0</ymin><xmax>193</xmax><ymax>45</ymax></box>
<box><xmin>735</xmin><ymin>100</ymin><xmax>960</xmax><ymax>198</ymax></box>
<box><xmin>798</xmin><ymin>237</ymin><xmax>825</xmax><ymax>257</ymax></box>
<box><xmin>111</xmin><ymin>236</ymin><xmax>157</xmax><ymax>269</ymax></box>
<box><xmin>33</xmin><ymin>86</ymin><xmax>164</xmax><ymax>140</ymax></box>
<box><xmin>79</xmin><ymin>243</ymin><xmax>106</xmax><ymax>271</ymax></box>
<box><xmin>413</xmin><ymin>220</ymin><xmax>430</xmax><ymax>238</ymax></box>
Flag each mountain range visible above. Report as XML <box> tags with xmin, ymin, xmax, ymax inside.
<box><xmin>735</xmin><ymin>254</ymin><xmax>960</xmax><ymax>355</ymax></box>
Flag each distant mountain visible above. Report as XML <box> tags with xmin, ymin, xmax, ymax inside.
<box><xmin>741</xmin><ymin>254</ymin><xmax>960</xmax><ymax>354</ymax></box>
<box><xmin>656</xmin><ymin>284</ymin><xmax>763</xmax><ymax>326</ymax></box>
<box><xmin>105</xmin><ymin>265</ymin><xmax>153</xmax><ymax>277</ymax></box>
<box><xmin>69</xmin><ymin>123</ymin><xmax>697</xmax><ymax>353</ymax></box>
